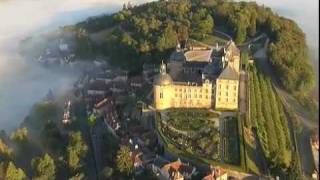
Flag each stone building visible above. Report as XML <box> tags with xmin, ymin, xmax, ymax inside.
<box><xmin>153</xmin><ymin>40</ymin><xmax>240</xmax><ymax>111</ymax></box>
<box><xmin>215</xmin><ymin>41</ymin><xmax>240</xmax><ymax>110</ymax></box>
<box><xmin>153</xmin><ymin>62</ymin><xmax>212</xmax><ymax>110</ymax></box>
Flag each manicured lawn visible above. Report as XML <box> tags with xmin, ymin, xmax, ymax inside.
<box><xmin>200</xmin><ymin>33</ymin><xmax>228</xmax><ymax>46</ymax></box>
<box><xmin>155</xmin><ymin>114</ymin><xmax>244</xmax><ymax>172</ymax></box>
<box><xmin>160</xmin><ymin>109</ymin><xmax>220</xmax><ymax>161</ymax></box>
<box><xmin>167</xmin><ymin>108</ymin><xmax>219</xmax><ymax>132</ymax></box>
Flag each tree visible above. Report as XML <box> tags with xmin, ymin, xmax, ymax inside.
<box><xmin>241</xmin><ymin>49</ymin><xmax>249</xmax><ymax>70</ymax></box>
<box><xmin>116</xmin><ymin>145</ymin><xmax>133</xmax><ymax>176</ymax></box>
<box><xmin>177</xmin><ymin>24</ymin><xmax>189</xmax><ymax>42</ymax></box>
<box><xmin>67</xmin><ymin>131</ymin><xmax>88</xmax><ymax>171</ymax></box>
<box><xmin>41</xmin><ymin>120</ymin><xmax>64</xmax><ymax>153</ymax></box>
<box><xmin>45</xmin><ymin>89</ymin><xmax>54</xmax><ymax>101</ymax></box>
<box><xmin>99</xmin><ymin>166</ymin><xmax>113</xmax><ymax>180</ymax></box>
<box><xmin>88</xmin><ymin>113</ymin><xmax>97</xmax><ymax>128</ymax></box>
<box><xmin>31</xmin><ymin>153</ymin><xmax>56</xmax><ymax>180</ymax></box>
<box><xmin>156</xmin><ymin>24</ymin><xmax>178</xmax><ymax>51</ymax></box>
<box><xmin>4</xmin><ymin>162</ymin><xmax>26</xmax><ymax>180</ymax></box>
<box><xmin>248</xmin><ymin>12</ymin><xmax>257</xmax><ymax>37</ymax></box>
<box><xmin>0</xmin><ymin>138</ymin><xmax>12</xmax><ymax>159</ymax></box>
<box><xmin>191</xmin><ymin>9</ymin><xmax>214</xmax><ymax>39</ymax></box>
<box><xmin>198</xmin><ymin>14</ymin><xmax>214</xmax><ymax>35</ymax></box>
<box><xmin>10</xmin><ymin>127</ymin><xmax>28</xmax><ymax>142</ymax></box>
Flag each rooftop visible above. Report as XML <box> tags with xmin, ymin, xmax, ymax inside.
<box><xmin>218</xmin><ymin>65</ymin><xmax>239</xmax><ymax>80</ymax></box>
<box><xmin>161</xmin><ymin>159</ymin><xmax>195</xmax><ymax>177</ymax></box>
<box><xmin>202</xmin><ymin>166</ymin><xmax>227</xmax><ymax>180</ymax></box>
<box><xmin>184</xmin><ymin>49</ymin><xmax>213</xmax><ymax>62</ymax></box>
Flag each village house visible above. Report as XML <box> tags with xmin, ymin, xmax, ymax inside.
<box><xmin>160</xmin><ymin>159</ymin><xmax>197</xmax><ymax>180</ymax></box>
<box><xmin>86</xmin><ymin>80</ymin><xmax>111</xmax><ymax>96</ymax></box>
<box><xmin>129</xmin><ymin>75</ymin><xmax>144</xmax><ymax>88</ymax></box>
<box><xmin>143</xmin><ymin>63</ymin><xmax>160</xmax><ymax>82</ymax></box>
<box><xmin>202</xmin><ymin>166</ymin><xmax>228</xmax><ymax>180</ymax></box>
<box><xmin>113</xmin><ymin>69</ymin><xmax>128</xmax><ymax>82</ymax></box>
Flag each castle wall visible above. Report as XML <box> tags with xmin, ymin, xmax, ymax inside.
<box><xmin>215</xmin><ymin>79</ymin><xmax>239</xmax><ymax>110</ymax></box>
<box><xmin>229</xmin><ymin>55</ymin><xmax>240</xmax><ymax>73</ymax></box>
<box><xmin>154</xmin><ymin>81</ymin><xmax>212</xmax><ymax>110</ymax></box>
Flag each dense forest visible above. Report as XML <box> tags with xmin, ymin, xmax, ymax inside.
<box><xmin>68</xmin><ymin>0</ymin><xmax>313</xmax><ymax>95</ymax></box>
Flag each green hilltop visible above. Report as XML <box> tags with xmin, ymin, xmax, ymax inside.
<box><xmin>68</xmin><ymin>0</ymin><xmax>313</xmax><ymax>96</ymax></box>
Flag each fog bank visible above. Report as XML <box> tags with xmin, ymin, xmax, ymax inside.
<box><xmin>0</xmin><ymin>0</ymin><xmax>153</xmax><ymax>131</ymax></box>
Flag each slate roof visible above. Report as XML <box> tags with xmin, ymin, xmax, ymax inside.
<box><xmin>218</xmin><ymin>65</ymin><xmax>239</xmax><ymax>80</ymax></box>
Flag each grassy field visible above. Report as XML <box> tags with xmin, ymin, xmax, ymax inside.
<box><xmin>200</xmin><ymin>33</ymin><xmax>228</xmax><ymax>46</ymax></box>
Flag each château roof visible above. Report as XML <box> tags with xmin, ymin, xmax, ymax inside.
<box><xmin>153</xmin><ymin>61</ymin><xmax>173</xmax><ymax>85</ymax></box>
<box><xmin>218</xmin><ymin>65</ymin><xmax>239</xmax><ymax>80</ymax></box>
<box><xmin>225</xmin><ymin>40</ymin><xmax>240</xmax><ymax>57</ymax></box>
<box><xmin>153</xmin><ymin>74</ymin><xmax>173</xmax><ymax>85</ymax></box>
<box><xmin>184</xmin><ymin>49</ymin><xmax>213</xmax><ymax>62</ymax></box>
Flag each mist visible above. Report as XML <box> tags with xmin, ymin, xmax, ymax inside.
<box><xmin>0</xmin><ymin>0</ymin><xmax>154</xmax><ymax>132</ymax></box>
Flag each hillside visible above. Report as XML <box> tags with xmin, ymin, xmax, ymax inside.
<box><xmin>66</xmin><ymin>0</ymin><xmax>313</xmax><ymax>96</ymax></box>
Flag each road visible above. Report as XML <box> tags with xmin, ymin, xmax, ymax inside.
<box><xmin>253</xmin><ymin>37</ymin><xmax>318</xmax><ymax>178</ymax></box>
<box><xmin>91</xmin><ymin>119</ymin><xmax>106</xmax><ymax>177</ymax></box>
<box><xmin>239</xmin><ymin>71</ymin><xmax>247</xmax><ymax>115</ymax></box>
<box><xmin>213</xmin><ymin>29</ymin><xmax>232</xmax><ymax>40</ymax></box>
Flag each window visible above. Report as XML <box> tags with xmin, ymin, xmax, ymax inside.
<box><xmin>205</xmin><ymin>89</ymin><xmax>208</xmax><ymax>93</ymax></box>
<box><xmin>179</xmin><ymin>88</ymin><xmax>182</xmax><ymax>92</ymax></box>
<box><xmin>218</xmin><ymin>98</ymin><xmax>220</xmax><ymax>102</ymax></box>
<box><xmin>188</xmin><ymin>95</ymin><xmax>191</xmax><ymax>98</ymax></box>
<box><xmin>195</xmin><ymin>94</ymin><xmax>197</xmax><ymax>98</ymax></box>
<box><xmin>219</xmin><ymin>85</ymin><xmax>221</xmax><ymax>89</ymax></box>
<box><xmin>184</xmin><ymin>89</ymin><xmax>186</xmax><ymax>92</ymax></box>
<box><xmin>233</xmin><ymin>98</ymin><xmax>236</xmax><ymax>102</ymax></box>
<box><xmin>200</xmin><ymin>89</ymin><xmax>202</xmax><ymax>93</ymax></box>
<box><xmin>175</xmin><ymin>94</ymin><xmax>177</xmax><ymax>97</ymax></box>
<box><xmin>206</xmin><ymin>95</ymin><xmax>208</xmax><ymax>99</ymax></box>
<box><xmin>226</xmin><ymin>85</ymin><xmax>229</xmax><ymax>89</ymax></box>
<box><xmin>234</xmin><ymin>85</ymin><xmax>237</xmax><ymax>90</ymax></box>
<box><xmin>226</xmin><ymin>98</ymin><xmax>228</xmax><ymax>102</ymax></box>
<box><xmin>199</xmin><ymin>95</ymin><xmax>202</xmax><ymax>98</ymax></box>
<box><xmin>188</xmin><ymin>89</ymin><xmax>191</xmax><ymax>92</ymax></box>
<box><xmin>219</xmin><ymin>92</ymin><xmax>221</xmax><ymax>96</ymax></box>
<box><xmin>160</xmin><ymin>92</ymin><xmax>163</xmax><ymax>99</ymax></box>
<box><xmin>226</xmin><ymin>92</ymin><xmax>228</xmax><ymax>96</ymax></box>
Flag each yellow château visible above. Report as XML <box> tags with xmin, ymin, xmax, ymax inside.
<box><xmin>153</xmin><ymin>40</ymin><xmax>240</xmax><ymax>111</ymax></box>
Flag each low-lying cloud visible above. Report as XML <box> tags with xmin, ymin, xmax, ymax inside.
<box><xmin>0</xmin><ymin>0</ymin><xmax>154</xmax><ymax>131</ymax></box>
